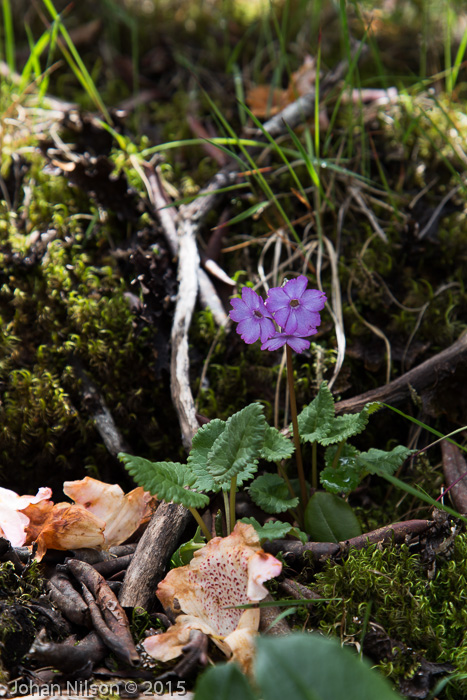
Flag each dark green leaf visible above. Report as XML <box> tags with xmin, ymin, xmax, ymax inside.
<box><xmin>319</xmin><ymin>402</ymin><xmax>380</xmax><ymax>446</ymax></box>
<box><xmin>194</xmin><ymin>662</ymin><xmax>257</xmax><ymax>700</ymax></box>
<box><xmin>119</xmin><ymin>453</ymin><xmax>209</xmax><ymax>509</ymax></box>
<box><xmin>297</xmin><ymin>381</ymin><xmax>335</xmax><ymax>443</ymax></box>
<box><xmin>207</xmin><ymin>403</ymin><xmax>266</xmax><ymax>488</ymax></box>
<box><xmin>304</xmin><ymin>491</ymin><xmax>361</xmax><ymax>542</ymax></box>
<box><xmin>357</xmin><ymin>445</ymin><xmax>413</xmax><ymax>475</ymax></box>
<box><xmin>260</xmin><ymin>426</ymin><xmax>295</xmax><ymax>461</ymax></box>
<box><xmin>170</xmin><ymin>527</ymin><xmax>205</xmax><ymax>567</ymax></box>
<box><xmin>240</xmin><ymin>517</ymin><xmax>307</xmax><ymax>543</ymax></box>
<box><xmin>255</xmin><ymin>634</ymin><xmax>402</xmax><ymax>700</ymax></box>
<box><xmin>188</xmin><ymin>419</ymin><xmax>226</xmax><ymax>492</ymax></box>
<box><xmin>249</xmin><ymin>473</ymin><xmax>299</xmax><ymax>514</ymax></box>
<box><xmin>320</xmin><ymin>444</ymin><xmax>361</xmax><ymax>494</ymax></box>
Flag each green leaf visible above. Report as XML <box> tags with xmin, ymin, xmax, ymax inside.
<box><xmin>119</xmin><ymin>453</ymin><xmax>209</xmax><ymax>509</ymax></box>
<box><xmin>249</xmin><ymin>474</ymin><xmax>299</xmax><ymax>514</ymax></box>
<box><xmin>260</xmin><ymin>426</ymin><xmax>295</xmax><ymax>461</ymax></box>
<box><xmin>254</xmin><ymin>634</ymin><xmax>402</xmax><ymax>700</ymax></box>
<box><xmin>240</xmin><ymin>517</ymin><xmax>307</xmax><ymax>544</ymax></box>
<box><xmin>194</xmin><ymin>662</ymin><xmax>258</xmax><ymax>700</ymax></box>
<box><xmin>188</xmin><ymin>419</ymin><xmax>226</xmax><ymax>492</ymax></box>
<box><xmin>304</xmin><ymin>491</ymin><xmax>362</xmax><ymax>542</ymax></box>
<box><xmin>170</xmin><ymin>527</ymin><xmax>205</xmax><ymax>567</ymax></box>
<box><xmin>320</xmin><ymin>444</ymin><xmax>361</xmax><ymax>494</ymax></box>
<box><xmin>206</xmin><ymin>403</ymin><xmax>266</xmax><ymax>489</ymax></box>
<box><xmin>357</xmin><ymin>445</ymin><xmax>413</xmax><ymax>475</ymax></box>
<box><xmin>319</xmin><ymin>402</ymin><xmax>381</xmax><ymax>446</ymax></box>
<box><xmin>297</xmin><ymin>381</ymin><xmax>335</xmax><ymax>443</ymax></box>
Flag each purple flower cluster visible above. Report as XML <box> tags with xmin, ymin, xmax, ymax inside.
<box><xmin>229</xmin><ymin>276</ymin><xmax>326</xmax><ymax>353</ymax></box>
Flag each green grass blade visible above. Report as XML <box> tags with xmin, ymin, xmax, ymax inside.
<box><xmin>2</xmin><ymin>0</ymin><xmax>15</xmax><ymax>72</ymax></box>
<box><xmin>378</xmin><ymin>471</ymin><xmax>467</xmax><ymax>526</ymax></box>
<box><xmin>41</xmin><ymin>0</ymin><xmax>111</xmax><ymax>122</ymax></box>
<box><xmin>238</xmin><ymin>101</ymin><xmax>310</xmax><ymax>205</ymax></box>
<box><xmin>452</xmin><ymin>23</ymin><xmax>467</xmax><ymax>89</ymax></box>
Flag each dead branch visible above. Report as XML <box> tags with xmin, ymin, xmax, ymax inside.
<box><xmin>142</xmin><ymin>162</ymin><xmax>229</xmax><ymax>326</ymax></box>
<box><xmin>28</xmin><ymin>629</ymin><xmax>107</xmax><ymax>675</ymax></box>
<box><xmin>73</xmin><ymin>361</ymin><xmax>131</xmax><ymax>457</ymax></box>
<box><xmin>66</xmin><ymin>558</ymin><xmax>139</xmax><ymax>665</ymax></box>
<box><xmin>334</xmin><ymin>331</ymin><xmax>467</xmax><ymax>416</ymax></box>
<box><xmin>441</xmin><ymin>441</ymin><xmax>467</xmax><ymax>514</ymax></box>
<box><xmin>119</xmin><ymin>502</ymin><xmax>193</xmax><ymax>610</ymax></box>
<box><xmin>47</xmin><ymin>573</ymin><xmax>89</xmax><ymax>627</ymax></box>
<box><xmin>80</xmin><ymin>583</ymin><xmax>138</xmax><ymax>665</ymax></box>
<box><xmin>170</xmin><ymin>217</ymin><xmax>203</xmax><ymax>450</ymax></box>
<box><xmin>264</xmin><ymin>519</ymin><xmax>432</xmax><ymax>564</ymax></box>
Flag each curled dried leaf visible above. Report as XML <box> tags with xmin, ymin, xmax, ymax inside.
<box><xmin>63</xmin><ymin>476</ymin><xmax>155</xmax><ymax>548</ymax></box>
<box><xmin>143</xmin><ymin>522</ymin><xmax>282</xmax><ymax>674</ymax></box>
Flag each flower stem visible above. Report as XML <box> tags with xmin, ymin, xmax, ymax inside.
<box><xmin>277</xmin><ymin>460</ymin><xmax>298</xmax><ymax>500</ymax></box>
<box><xmin>312</xmin><ymin>441</ymin><xmax>318</xmax><ymax>490</ymax></box>
<box><xmin>332</xmin><ymin>441</ymin><xmax>345</xmax><ymax>469</ymax></box>
<box><xmin>188</xmin><ymin>507</ymin><xmax>212</xmax><ymax>541</ymax></box>
<box><xmin>286</xmin><ymin>345</ymin><xmax>308</xmax><ymax>517</ymax></box>
<box><xmin>223</xmin><ymin>491</ymin><xmax>231</xmax><ymax>535</ymax></box>
<box><xmin>229</xmin><ymin>476</ymin><xmax>237</xmax><ymax>534</ymax></box>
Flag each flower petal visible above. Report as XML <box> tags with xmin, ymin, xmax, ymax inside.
<box><xmin>282</xmin><ymin>275</ymin><xmax>308</xmax><ymax>299</ymax></box>
<box><xmin>285</xmin><ymin>335</ymin><xmax>312</xmax><ymax>353</ymax></box>
<box><xmin>0</xmin><ymin>507</ymin><xmax>31</xmax><ymax>548</ymax></box>
<box><xmin>264</xmin><ymin>287</ymin><xmax>288</xmax><ymax>314</ymax></box>
<box><xmin>28</xmin><ymin>503</ymin><xmax>106</xmax><ymax>561</ymax></box>
<box><xmin>0</xmin><ymin>486</ymin><xmax>53</xmax><ymax>548</ymax></box>
<box><xmin>156</xmin><ymin>522</ymin><xmax>281</xmax><ymax>637</ymax></box>
<box><xmin>261</xmin><ymin>334</ymin><xmax>287</xmax><ymax>351</ymax></box>
<box><xmin>63</xmin><ymin>477</ymin><xmax>152</xmax><ymax>548</ymax></box>
<box><xmin>247</xmin><ymin>551</ymin><xmax>283</xmax><ymax>600</ymax></box>
<box><xmin>241</xmin><ymin>286</ymin><xmax>263</xmax><ymax>311</ymax></box>
<box><xmin>229</xmin><ymin>297</ymin><xmax>251</xmax><ymax>322</ymax></box>
<box><xmin>301</xmin><ymin>288</ymin><xmax>327</xmax><ymax>312</ymax></box>
<box><xmin>143</xmin><ymin>615</ymin><xmax>213</xmax><ymax>662</ymax></box>
<box><xmin>237</xmin><ymin>317</ymin><xmax>261</xmax><ymax>344</ymax></box>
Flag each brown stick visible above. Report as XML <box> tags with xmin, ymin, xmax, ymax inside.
<box><xmin>119</xmin><ymin>502</ymin><xmax>193</xmax><ymax>610</ymax></box>
<box><xmin>441</xmin><ymin>441</ymin><xmax>467</xmax><ymax>515</ymax></box>
<box><xmin>334</xmin><ymin>331</ymin><xmax>467</xmax><ymax>415</ymax></box>
<box><xmin>264</xmin><ymin>519</ymin><xmax>432</xmax><ymax>563</ymax></box>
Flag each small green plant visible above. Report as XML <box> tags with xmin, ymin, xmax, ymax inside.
<box><xmin>120</xmin><ymin>277</ymin><xmax>413</xmax><ymax>543</ymax></box>
<box><xmin>194</xmin><ymin>633</ymin><xmax>401</xmax><ymax>700</ymax></box>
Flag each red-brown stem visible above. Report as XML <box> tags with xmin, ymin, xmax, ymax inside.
<box><xmin>286</xmin><ymin>346</ymin><xmax>308</xmax><ymax>518</ymax></box>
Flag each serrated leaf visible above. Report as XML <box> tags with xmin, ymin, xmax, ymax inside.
<box><xmin>188</xmin><ymin>419</ymin><xmax>226</xmax><ymax>493</ymax></box>
<box><xmin>260</xmin><ymin>426</ymin><xmax>295</xmax><ymax>461</ymax></box>
<box><xmin>240</xmin><ymin>517</ymin><xmax>307</xmax><ymax>544</ymax></box>
<box><xmin>304</xmin><ymin>491</ymin><xmax>361</xmax><ymax>542</ymax></box>
<box><xmin>249</xmin><ymin>474</ymin><xmax>299</xmax><ymax>514</ymax></box>
<box><xmin>320</xmin><ymin>407</ymin><xmax>371</xmax><ymax>446</ymax></box>
<box><xmin>119</xmin><ymin>453</ymin><xmax>209</xmax><ymax>509</ymax></box>
<box><xmin>206</xmin><ymin>403</ymin><xmax>266</xmax><ymax>488</ymax></box>
<box><xmin>320</xmin><ymin>444</ymin><xmax>361</xmax><ymax>494</ymax></box>
<box><xmin>357</xmin><ymin>445</ymin><xmax>413</xmax><ymax>475</ymax></box>
<box><xmin>297</xmin><ymin>381</ymin><xmax>335</xmax><ymax>443</ymax></box>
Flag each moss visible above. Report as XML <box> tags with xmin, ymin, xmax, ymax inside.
<box><xmin>0</xmin><ymin>144</ymin><xmax>181</xmax><ymax>494</ymax></box>
<box><xmin>314</xmin><ymin>533</ymin><xmax>467</xmax><ymax>698</ymax></box>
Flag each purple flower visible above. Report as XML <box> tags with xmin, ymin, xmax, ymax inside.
<box><xmin>229</xmin><ymin>287</ymin><xmax>276</xmax><ymax>344</ymax></box>
<box><xmin>261</xmin><ymin>329</ymin><xmax>317</xmax><ymax>354</ymax></box>
<box><xmin>265</xmin><ymin>276</ymin><xmax>326</xmax><ymax>335</ymax></box>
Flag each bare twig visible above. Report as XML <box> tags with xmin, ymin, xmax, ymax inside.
<box><xmin>264</xmin><ymin>519</ymin><xmax>432</xmax><ymax>563</ymax></box>
<box><xmin>334</xmin><ymin>331</ymin><xmax>467</xmax><ymax>416</ymax></box>
<box><xmin>73</xmin><ymin>361</ymin><xmax>131</xmax><ymax>457</ymax></box>
<box><xmin>119</xmin><ymin>502</ymin><xmax>193</xmax><ymax>610</ymax></box>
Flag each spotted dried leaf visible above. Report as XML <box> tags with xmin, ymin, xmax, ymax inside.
<box><xmin>143</xmin><ymin>522</ymin><xmax>282</xmax><ymax>674</ymax></box>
